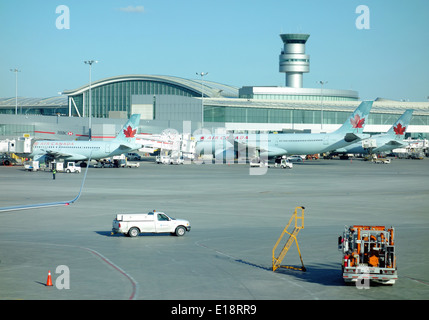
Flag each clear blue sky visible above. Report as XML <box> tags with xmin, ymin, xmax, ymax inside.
<box><xmin>1</xmin><ymin>0</ymin><xmax>428</xmax><ymax>101</ymax></box>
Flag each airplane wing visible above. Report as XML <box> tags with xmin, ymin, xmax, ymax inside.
<box><xmin>383</xmin><ymin>140</ymin><xmax>405</xmax><ymax>147</ymax></box>
<box><xmin>260</xmin><ymin>146</ymin><xmax>287</xmax><ymax>158</ymax></box>
<box><xmin>234</xmin><ymin>138</ymin><xmax>287</xmax><ymax>158</ymax></box>
<box><xmin>231</xmin><ymin>138</ymin><xmax>261</xmax><ymax>157</ymax></box>
<box><xmin>373</xmin><ymin>140</ymin><xmax>405</xmax><ymax>153</ymax></box>
<box><xmin>118</xmin><ymin>143</ymin><xmax>140</xmax><ymax>151</ymax></box>
<box><xmin>0</xmin><ymin>154</ymin><xmax>90</xmax><ymax>213</ymax></box>
<box><xmin>42</xmin><ymin>149</ymin><xmax>87</xmax><ymax>161</ymax></box>
<box><xmin>38</xmin><ymin>150</ymin><xmax>87</xmax><ymax>161</ymax></box>
<box><xmin>326</xmin><ymin>133</ymin><xmax>370</xmax><ymax>153</ymax></box>
<box><xmin>344</xmin><ymin>133</ymin><xmax>369</xmax><ymax>143</ymax></box>
<box><xmin>44</xmin><ymin>150</ymin><xmax>73</xmax><ymax>158</ymax></box>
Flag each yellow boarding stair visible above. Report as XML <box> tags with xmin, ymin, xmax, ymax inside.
<box><xmin>272</xmin><ymin>206</ymin><xmax>306</xmax><ymax>272</ymax></box>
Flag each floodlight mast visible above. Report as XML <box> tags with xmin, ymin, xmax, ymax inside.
<box><xmin>318</xmin><ymin>80</ymin><xmax>328</xmax><ymax>131</ymax></box>
<box><xmin>84</xmin><ymin>60</ymin><xmax>98</xmax><ymax>140</ymax></box>
<box><xmin>10</xmin><ymin>68</ymin><xmax>21</xmax><ymax>114</ymax></box>
<box><xmin>196</xmin><ymin>72</ymin><xmax>208</xmax><ymax>128</ymax></box>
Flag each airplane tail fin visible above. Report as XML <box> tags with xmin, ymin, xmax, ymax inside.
<box><xmin>334</xmin><ymin>101</ymin><xmax>373</xmax><ymax>134</ymax></box>
<box><xmin>386</xmin><ymin>109</ymin><xmax>413</xmax><ymax>138</ymax></box>
<box><xmin>112</xmin><ymin>114</ymin><xmax>141</xmax><ymax>143</ymax></box>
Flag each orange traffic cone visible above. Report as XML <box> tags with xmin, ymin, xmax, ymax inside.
<box><xmin>46</xmin><ymin>270</ymin><xmax>53</xmax><ymax>287</ymax></box>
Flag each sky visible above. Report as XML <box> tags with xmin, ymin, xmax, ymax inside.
<box><xmin>1</xmin><ymin>0</ymin><xmax>428</xmax><ymax>101</ymax></box>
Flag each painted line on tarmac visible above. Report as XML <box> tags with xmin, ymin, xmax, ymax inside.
<box><xmin>82</xmin><ymin>246</ymin><xmax>139</xmax><ymax>300</ymax></box>
<box><xmin>0</xmin><ymin>240</ymin><xmax>139</xmax><ymax>300</ymax></box>
<box><xmin>403</xmin><ymin>276</ymin><xmax>429</xmax><ymax>286</ymax></box>
<box><xmin>194</xmin><ymin>238</ymin><xmax>319</xmax><ymax>299</ymax></box>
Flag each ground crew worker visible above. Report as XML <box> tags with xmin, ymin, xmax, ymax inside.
<box><xmin>52</xmin><ymin>168</ymin><xmax>56</xmax><ymax>180</ymax></box>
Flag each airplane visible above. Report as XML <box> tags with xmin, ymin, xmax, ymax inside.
<box><xmin>20</xmin><ymin>114</ymin><xmax>141</xmax><ymax>163</ymax></box>
<box><xmin>333</xmin><ymin>109</ymin><xmax>414</xmax><ymax>155</ymax></box>
<box><xmin>195</xmin><ymin>101</ymin><xmax>373</xmax><ymax>160</ymax></box>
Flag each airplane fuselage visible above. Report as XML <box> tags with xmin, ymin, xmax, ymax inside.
<box><xmin>337</xmin><ymin>134</ymin><xmax>406</xmax><ymax>154</ymax></box>
<box><xmin>195</xmin><ymin>132</ymin><xmax>364</xmax><ymax>158</ymax></box>
<box><xmin>30</xmin><ymin>140</ymin><xmax>134</xmax><ymax>161</ymax></box>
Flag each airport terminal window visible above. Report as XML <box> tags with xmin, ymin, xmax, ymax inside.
<box><xmin>268</xmin><ymin>109</ymin><xmax>292</xmax><ymax>123</ymax></box>
<box><xmin>204</xmin><ymin>106</ymin><xmax>225</xmax><ymax>122</ymax></box>
<box><xmin>323</xmin><ymin>110</ymin><xmax>348</xmax><ymax>125</ymax></box>
<box><xmin>246</xmin><ymin>109</ymin><xmax>266</xmax><ymax>123</ymax></box>
<box><xmin>294</xmin><ymin>110</ymin><xmax>316</xmax><ymax>124</ymax></box>
<box><xmin>202</xmin><ymin>106</ymin><xmax>429</xmax><ymax>133</ymax></box>
<box><xmin>76</xmin><ymin>80</ymin><xmax>197</xmax><ymax>118</ymax></box>
<box><xmin>0</xmin><ymin>124</ymin><xmax>34</xmax><ymax>136</ymax></box>
<box><xmin>204</xmin><ymin>106</ymin><xmax>359</xmax><ymax>125</ymax></box>
<box><xmin>227</xmin><ymin>108</ymin><xmax>247</xmax><ymax>122</ymax></box>
<box><xmin>411</xmin><ymin>115</ymin><xmax>429</xmax><ymax>126</ymax></box>
<box><xmin>250</xmin><ymin>94</ymin><xmax>356</xmax><ymax>102</ymax></box>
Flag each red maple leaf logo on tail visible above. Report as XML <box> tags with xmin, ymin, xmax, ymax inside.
<box><xmin>350</xmin><ymin>114</ymin><xmax>365</xmax><ymax>129</ymax></box>
<box><xmin>123</xmin><ymin>125</ymin><xmax>136</xmax><ymax>138</ymax></box>
<box><xmin>393</xmin><ymin>123</ymin><xmax>406</xmax><ymax>135</ymax></box>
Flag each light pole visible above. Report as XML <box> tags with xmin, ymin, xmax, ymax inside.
<box><xmin>84</xmin><ymin>60</ymin><xmax>98</xmax><ymax>140</ymax></box>
<box><xmin>318</xmin><ymin>80</ymin><xmax>328</xmax><ymax>131</ymax></box>
<box><xmin>196</xmin><ymin>72</ymin><xmax>208</xmax><ymax>129</ymax></box>
<box><xmin>10</xmin><ymin>68</ymin><xmax>21</xmax><ymax>114</ymax></box>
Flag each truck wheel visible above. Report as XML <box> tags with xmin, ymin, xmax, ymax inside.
<box><xmin>128</xmin><ymin>227</ymin><xmax>140</xmax><ymax>237</ymax></box>
<box><xmin>175</xmin><ymin>226</ymin><xmax>186</xmax><ymax>236</ymax></box>
<box><xmin>66</xmin><ymin>169</ymin><xmax>71</xmax><ymax>173</ymax></box>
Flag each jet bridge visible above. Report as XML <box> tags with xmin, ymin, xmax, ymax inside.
<box><xmin>137</xmin><ymin>132</ymin><xmax>196</xmax><ymax>161</ymax></box>
<box><xmin>0</xmin><ymin>136</ymin><xmax>33</xmax><ymax>154</ymax></box>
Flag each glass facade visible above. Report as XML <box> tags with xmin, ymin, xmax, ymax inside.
<box><xmin>2</xmin><ymin>76</ymin><xmax>428</xmax><ymax>140</ymax></box>
<box><xmin>0</xmin><ymin>107</ymin><xmax>68</xmax><ymax>115</ymax></box>
<box><xmin>0</xmin><ymin>123</ymin><xmax>35</xmax><ymax>137</ymax></box>
<box><xmin>71</xmin><ymin>80</ymin><xmax>199</xmax><ymax>118</ymax></box>
<box><xmin>204</xmin><ymin>105</ymin><xmax>429</xmax><ymax>129</ymax></box>
<box><xmin>60</xmin><ymin>76</ymin><xmax>429</xmax><ymax>140</ymax></box>
<box><xmin>239</xmin><ymin>93</ymin><xmax>357</xmax><ymax>102</ymax></box>
<box><xmin>204</xmin><ymin>106</ymin><xmax>351</xmax><ymax>124</ymax></box>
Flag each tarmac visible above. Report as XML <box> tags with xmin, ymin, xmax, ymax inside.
<box><xmin>0</xmin><ymin>157</ymin><xmax>428</xmax><ymax>301</ymax></box>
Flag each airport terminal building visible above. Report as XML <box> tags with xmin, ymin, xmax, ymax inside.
<box><xmin>1</xmin><ymin>34</ymin><xmax>429</xmax><ymax>141</ymax></box>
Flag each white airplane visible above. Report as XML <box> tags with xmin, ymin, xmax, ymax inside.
<box><xmin>195</xmin><ymin>101</ymin><xmax>373</xmax><ymax>159</ymax></box>
<box><xmin>21</xmin><ymin>114</ymin><xmax>141</xmax><ymax>162</ymax></box>
<box><xmin>333</xmin><ymin>109</ymin><xmax>414</xmax><ymax>155</ymax></box>
<box><xmin>0</xmin><ymin>116</ymin><xmax>140</xmax><ymax>212</ymax></box>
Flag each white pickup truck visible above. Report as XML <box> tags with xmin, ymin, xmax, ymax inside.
<box><xmin>51</xmin><ymin>161</ymin><xmax>81</xmax><ymax>173</ymax></box>
<box><xmin>112</xmin><ymin>211</ymin><xmax>191</xmax><ymax>237</ymax></box>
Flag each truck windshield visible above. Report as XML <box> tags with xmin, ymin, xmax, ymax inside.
<box><xmin>157</xmin><ymin>214</ymin><xmax>170</xmax><ymax>221</ymax></box>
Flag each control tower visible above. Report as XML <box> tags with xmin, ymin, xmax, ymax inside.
<box><xmin>279</xmin><ymin>34</ymin><xmax>310</xmax><ymax>88</ymax></box>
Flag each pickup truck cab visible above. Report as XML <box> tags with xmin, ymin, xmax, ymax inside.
<box><xmin>51</xmin><ymin>161</ymin><xmax>81</xmax><ymax>173</ymax></box>
<box><xmin>112</xmin><ymin>211</ymin><xmax>191</xmax><ymax>237</ymax></box>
